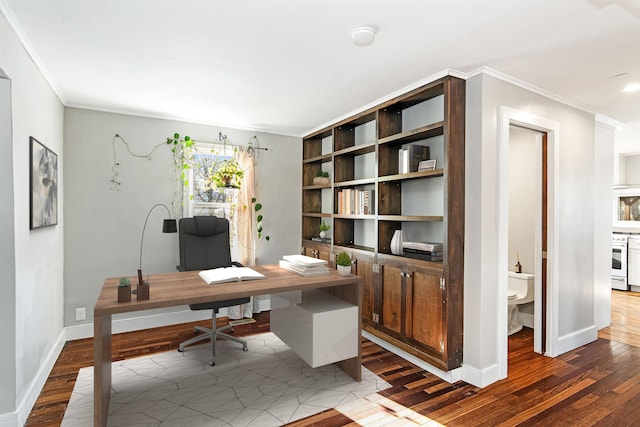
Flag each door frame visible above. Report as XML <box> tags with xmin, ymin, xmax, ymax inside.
<box><xmin>497</xmin><ymin>107</ymin><xmax>560</xmax><ymax>378</ymax></box>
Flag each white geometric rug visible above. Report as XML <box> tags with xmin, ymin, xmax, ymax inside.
<box><xmin>61</xmin><ymin>332</ymin><xmax>390</xmax><ymax>427</ymax></box>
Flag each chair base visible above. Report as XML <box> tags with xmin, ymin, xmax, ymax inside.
<box><xmin>178</xmin><ymin>321</ymin><xmax>248</xmax><ymax>366</ymax></box>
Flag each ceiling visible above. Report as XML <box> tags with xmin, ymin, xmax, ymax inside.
<box><xmin>3</xmin><ymin>0</ymin><xmax>640</xmax><ymax>137</ymax></box>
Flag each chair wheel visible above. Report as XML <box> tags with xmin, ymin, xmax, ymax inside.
<box><xmin>177</xmin><ymin>348</ymin><xmax>184</xmax><ymax>353</ymax></box>
<box><xmin>243</xmin><ymin>346</ymin><xmax>248</xmax><ymax>352</ymax></box>
<box><xmin>209</xmin><ymin>360</ymin><xmax>215</xmax><ymax>366</ymax></box>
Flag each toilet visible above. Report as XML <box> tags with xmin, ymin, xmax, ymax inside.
<box><xmin>507</xmin><ymin>271</ymin><xmax>535</xmax><ymax>335</ymax></box>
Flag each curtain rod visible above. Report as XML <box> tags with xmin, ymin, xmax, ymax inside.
<box><xmin>199</xmin><ymin>133</ymin><xmax>269</xmax><ymax>151</ymax></box>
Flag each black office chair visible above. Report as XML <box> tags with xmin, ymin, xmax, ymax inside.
<box><xmin>177</xmin><ymin>216</ymin><xmax>249</xmax><ymax>365</ymax></box>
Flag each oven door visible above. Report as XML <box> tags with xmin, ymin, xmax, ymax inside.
<box><xmin>612</xmin><ymin>241</ymin><xmax>628</xmax><ymax>285</ymax></box>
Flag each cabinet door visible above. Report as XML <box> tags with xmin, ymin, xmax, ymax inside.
<box><xmin>379</xmin><ymin>263</ymin><xmax>404</xmax><ymax>338</ymax></box>
<box><xmin>354</xmin><ymin>254</ymin><xmax>375</xmax><ymax>327</ymax></box>
<box><xmin>406</xmin><ymin>269</ymin><xmax>443</xmax><ymax>354</ymax></box>
<box><xmin>302</xmin><ymin>244</ymin><xmax>331</xmax><ymax>262</ymax></box>
<box><xmin>629</xmin><ymin>250</ymin><xmax>640</xmax><ymax>285</ymax></box>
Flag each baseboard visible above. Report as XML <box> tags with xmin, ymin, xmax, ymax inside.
<box><xmin>65</xmin><ymin>309</ymin><xmax>212</xmax><ymax>341</ymax></box>
<box><xmin>362</xmin><ymin>331</ymin><xmax>462</xmax><ymax>384</ymax></box>
<box><xmin>556</xmin><ymin>325</ymin><xmax>598</xmax><ymax>357</ymax></box>
<box><xmin>0</xmin><ymin>328</ymin><xmax>67</xmax><ymax>427</ymax></box>
<box><xmin>0</xmin><ymin>411</ymin><xmax>19</xmax><ymax>427</ymax></box>
<box><xmin>460</xmin><ymin>362</ymin><xmax>501</xmax><ymax>388</ymax></box>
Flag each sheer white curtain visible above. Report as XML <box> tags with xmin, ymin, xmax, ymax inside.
<box><xmin>227</xmin><ymin>147</ymin><xmax>256</xmax><ymax>319</ymax></box>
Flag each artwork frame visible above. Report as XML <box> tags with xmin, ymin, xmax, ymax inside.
<box><xmin>30</xmin><ymin>136</ymin><xmax>58</xmax><ymax>230</ymax></box>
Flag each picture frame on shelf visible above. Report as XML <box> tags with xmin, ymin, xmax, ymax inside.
<box><xmin>418</xmin><ymin>159</ymin><xmax>436</xmax><ymax>172</ymax></box>
<box><xmin>29</xmin><ymin>136</ymin><xmax>58</xmax><ymax>230</ymax></box>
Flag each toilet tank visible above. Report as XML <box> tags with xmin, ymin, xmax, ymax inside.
<box><xmin>508</xmin><ymin>271</ymin><xmax>535</xmax><ymax>304</ymax></box>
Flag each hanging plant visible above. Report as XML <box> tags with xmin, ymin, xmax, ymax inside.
<box><xmin>211</xmin><ymin>159</ymin><xmax>244</xmax><ymax>189</ymax></box>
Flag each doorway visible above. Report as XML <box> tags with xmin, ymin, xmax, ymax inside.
<box><xmin>507</xmin><ymin>125</ymin><xmax>547</xmax><ymax>354</ymax></box>
<box><xmin>498</xmin><ymin>107</ymin><xmax>560</xmax><ymax>379</ymax></box>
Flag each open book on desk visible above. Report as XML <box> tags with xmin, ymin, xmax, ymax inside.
<box><xmin>198</xmin><ymin>266</ymin><xmax>265</xmax><ymax>285</ymax></box>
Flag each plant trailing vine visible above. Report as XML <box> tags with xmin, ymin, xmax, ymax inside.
<box><xmin>166</xmin><ymin>133</ymin><xmax>196</xmax><ymax>188</ymax></box>
<box><xmin>253</xmin><ymin>197</ymin><xmax>269</xmax><ymax>240</ymax></box>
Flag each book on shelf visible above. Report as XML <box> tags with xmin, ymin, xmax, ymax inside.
<box><xmin>311</xmin><ymin>237</ymin><xmax>331</xmax><ymax>243</ymax></box>
<box><xmin>402</xmin><ymin>241</ymin><xmax>443</xmax><ymax>252</ymax></box>
<box><xmin>279</xmin><ymin>254</ymin><xmax>330</xmax><ymax>276</ymax></box>
<box><xmin>337</xmin><ymin>189</ymin><xmax>374</xmax><ymax>215</ymax></box>
<box><xmin>403</xmin><ymin>247</ymin><xmax>443</xmax><ymax>256</ymax></box>
<box><xmin>199</xmin><ymin>266</ymin><xmax>265</xmax><ymax>285</ymax></box>
<box><xmin>403</xmin><ymin>251</ymin><xmax>443</xmax><ymax>262</ymax></box>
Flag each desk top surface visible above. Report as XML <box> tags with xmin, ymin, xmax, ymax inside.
<box><xmin>95</xmin><ymin>264</ymin><xmax>361</xmax><ymax>316</ymax></box>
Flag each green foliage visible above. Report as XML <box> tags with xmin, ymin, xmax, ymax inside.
<box><xmin>314</xmin><ymin>170</ymin><xmax>329</xmax><ymax>178</ymax></box>
<box><xmin>335</xmin><ymin>251</ymin><xmax>352</xmax><ymax>267</ymax></box>
<box><xmin>319</xmin><ymin>220</ymin><xmax>330</xmax><ymax>232</ymax></box>
<box><xmin>253</xmin><ymin>197</ymin><xmax>269</xmax><ymax>240</ymax></box>
<box><xmin>166</xmin><ymin>133</ymin><xmax>196</xmax><ymax>187</ymax></box>
<box><xmin>118</xmin><ymin>277</ymin><xmax>131</xmax><ymax>288</ymax></box>
<box><xmin>211</xmin><ymin>159</ymin><xmax>244</xmax><ymax>189</ymax></box>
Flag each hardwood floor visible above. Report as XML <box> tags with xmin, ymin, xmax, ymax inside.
<box><xmin>25</xmin><ymin>291</ymin><xmax>640</xmax><ymax>426</ymax></box>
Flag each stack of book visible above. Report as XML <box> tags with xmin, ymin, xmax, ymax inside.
<box><xmin>311</xmin><ymin>237</ymin><xmax>331</xmax><ymax>243</ymax></box>
<box><xmin>402</xmin><ymin>241</ymin><xmax>443</xmax><ymax>261</ymax></box>
<box><xmin>337</xmin><ymin>189</ymin><xmax>374</xmax><ymax>215</ymax></box>
<box><xmin>398</xmin><ymin>144</ymin><xmax>430</xmax><ymax>174</ymax></box>
<box><xmin>279</xmin><ymin>254</ymin><xmax>330</xmax><ymax>276</ymax></box>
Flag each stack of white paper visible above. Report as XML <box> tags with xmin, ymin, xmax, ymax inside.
<box><xmin>279</xmin><ymin>254</ymin><xmax>330</xmax><ymax>276</ymax></box>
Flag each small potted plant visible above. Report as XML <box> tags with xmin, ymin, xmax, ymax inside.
<box><xmin>319</xmin><ymin>220</ymin><xmax>331</xmax><ymax>239</ymax></box>
<box><xmin>118</xmin><ymin>277</ymin><xmax>131</xmax><ymax>303</ymax></box>
<box><xmin>313</xmin><ymin>170</ymin><xmax>330</xmax><ymax>185</ymax></box>
<box><xmin>211</xmin><ymin>159</ymin><xmax>244</xmax><ymax>189</ymax></box>
<box><xmin>335</xmin><ymin>251</ymin><xmax>352</xmax><ymax>276</ymax></box>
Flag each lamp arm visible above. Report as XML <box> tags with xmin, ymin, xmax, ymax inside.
<box><xmin>139</xmin><ymin>203</ymin><xmax>173</xmax><ymax>271</ymax></box>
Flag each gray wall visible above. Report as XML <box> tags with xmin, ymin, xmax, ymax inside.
<box><xmin>0</xmin><ymin>11</ymin><xmax>65</xmax><ymax>424</ymax></box>
<box><xmin>63</xmin><ymin>108</ymin><xmax>301</xmax><ymax>326</ymax></box>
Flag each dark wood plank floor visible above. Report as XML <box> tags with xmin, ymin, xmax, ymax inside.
<box><xmin>25</xmin><ymin>291</ymin><xmax>640</xmax><ymax>426</ymax></box>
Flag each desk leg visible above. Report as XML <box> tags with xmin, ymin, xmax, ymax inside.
<box><xmin>94</xmin><ymin>313</ymin><xmax>111</xmax><ymax>427</ymax></box>
<box><xmin>327</xmin><ymin>280</ymin><xmax>362</xmax><ymax>382</ymax></box>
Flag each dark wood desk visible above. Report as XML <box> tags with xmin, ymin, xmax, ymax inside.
<box><xmin>93</xmin><ymin>264</ymin><xmax>362</xmax><ymax>427</ymax></box>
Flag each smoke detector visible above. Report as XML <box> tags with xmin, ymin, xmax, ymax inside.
<box><xmin>352</xmin><ymin>26</ymin><xmax>377</xmax><ymax>47</ymax></box>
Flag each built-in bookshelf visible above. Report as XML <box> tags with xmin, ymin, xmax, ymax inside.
<box><xmin>301</xmin><ymin>75</ymin><xmax>465</xmax><ymax>371</ymax></box>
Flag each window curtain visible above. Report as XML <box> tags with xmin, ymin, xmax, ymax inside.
<box><xmin>226</xmin><ymin>146</ymin><xmax>256</xmax><ymax>319</ymax></box>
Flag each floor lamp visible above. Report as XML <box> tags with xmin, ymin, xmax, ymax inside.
<box><xmin>138</xmin><ymin>203</ymin><xmax>177</xmax><ymax>288</ymax></box>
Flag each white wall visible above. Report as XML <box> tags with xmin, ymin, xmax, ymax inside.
<box><xmin>464</xmin><ymin>72</ymin><xmax>602</xmax><ymax>387</ymax></box>
<box><xmin>0</xmin><ymin>10</ymin><xmax>65</xmax><ymax>426</ymax></box>
<box><xmin>508</xmin><ymin>126</ymin><xmax>537</xmax><ymax>274</ymax></box>
<box><xmin>615</xmin><ymin>118</ymin><xmax>640</xmax><ymax>155</ymax></box>
<box><xmin>63</xmin><ymin>108</ymin><xmax>301</xmax><ymax>326</ymax></box>
<box><xmin>594</xmin><ymin>120</ymin><xmax>614</xmax><ymax>329</ymax></box>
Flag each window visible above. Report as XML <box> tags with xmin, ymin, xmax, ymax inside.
<box><xmin>186</xmin><ymin>144</ymin><xmax>240</xmax><ymax>256</ymax></box>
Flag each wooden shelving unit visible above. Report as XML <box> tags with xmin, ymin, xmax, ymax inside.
<box><xmin>301</xmin><ymin>75</ymin><xmax>465</xmax><ymax>371</ymax></box>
